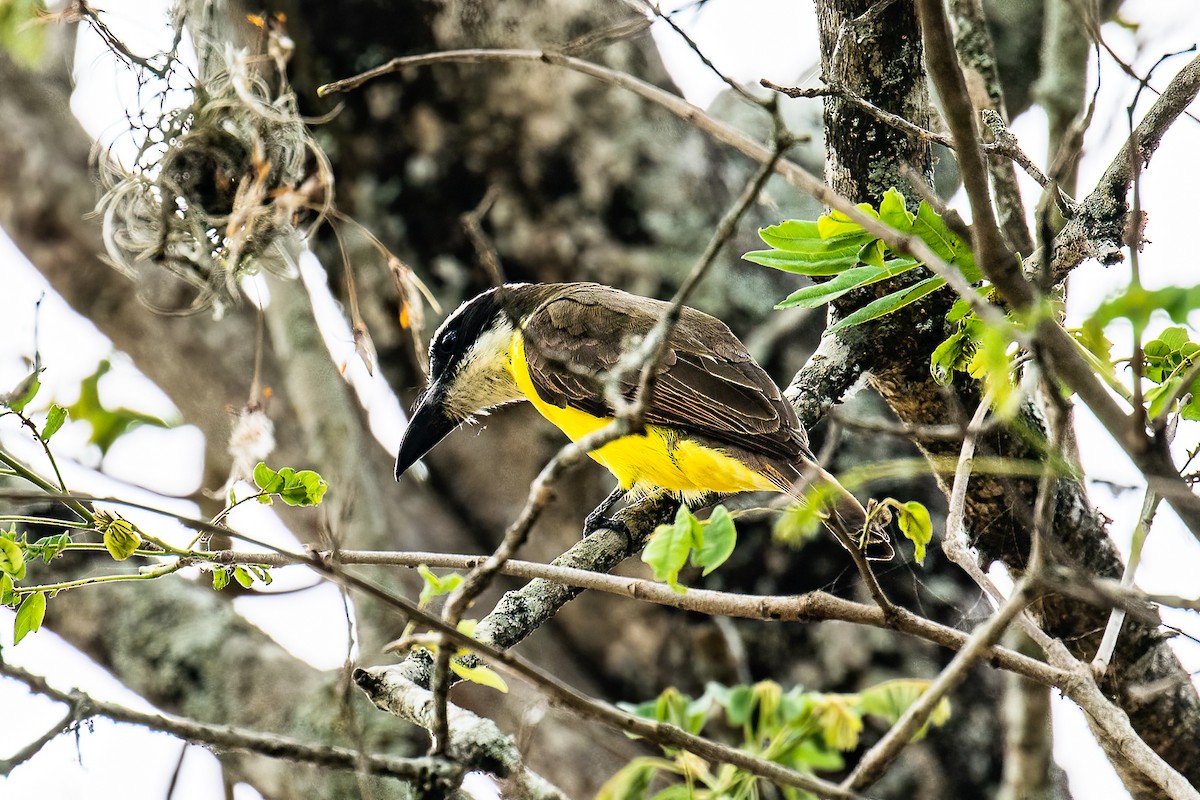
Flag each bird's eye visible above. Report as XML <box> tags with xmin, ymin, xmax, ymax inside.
<box><xmin>439</xmin><ymin>329</ymin><xmax>458</xmax><ymax>352</ymax></box>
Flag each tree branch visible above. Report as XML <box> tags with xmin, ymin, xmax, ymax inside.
<box><xmin>0</xmin><ymin>663</ymin><xmax>463</xmax><ymax>788</ymax></box>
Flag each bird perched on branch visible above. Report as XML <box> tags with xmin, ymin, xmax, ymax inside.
<box><xmin>394</xmin><ymin>282</ymin><xmax>890</xmax><ymax>557</ymax></box>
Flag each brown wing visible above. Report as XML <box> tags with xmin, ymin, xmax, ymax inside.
<box><xmin>513</xmin><ymin>283</ymin><xmax>814</xmax><ymax>466</ymax></box>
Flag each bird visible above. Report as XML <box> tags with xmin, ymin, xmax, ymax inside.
<box><xmin>394</xmin><ymin>282</ymin><xmax>889</xmax><ymax>556</ymax></box>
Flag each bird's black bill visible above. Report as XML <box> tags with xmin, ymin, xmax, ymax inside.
<box><xmin>394</xmin><ymin>391</ymin><xmax>457</xmax><ymax>481</ymax></box>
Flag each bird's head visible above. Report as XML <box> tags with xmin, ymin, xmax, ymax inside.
<box><xmin>394</xmin><ymin>286</ymin><xmax>522</xmax><ymax>481</ymax></box>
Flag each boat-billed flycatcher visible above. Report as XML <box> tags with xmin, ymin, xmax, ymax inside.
<box><xmin>394</xmin><ymin>282</ymin><xmax>887</xmax><ymax>554</ymax></box>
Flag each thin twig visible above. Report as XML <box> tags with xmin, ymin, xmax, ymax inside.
<box><xmin>842</xmin><ymin>581</ymin><xmax>1033</xmax><ymax>791</ymax></box>
<box><xmin>0</xmin><ymin>703</ymin><xmax>81</xmax><ymax>775</ymax></box>
<box><xmin>643</xmin><ymin>2</ymin><xmax>765</xmax><ymax>106</ymax></box>
<box><xmin>0</xmin><ymin>663</ymin><xmax>463</xmax><ymax>786</ymax></box>
<box><xmin>1091</xmin><ymin>484</ymin><xmax>1161</xmax><ymax>678</ymax></box>
<box><xmin>915</xmin><ymin>0</ymin><xmax>1018</xmax><ymax>306</ymax></box>
<box><xmin>460</xmin><ymin>186</ymin><xmax>505</xmax><ymax>286</ymax></box>
<box><xmin>939</xmin><ymin>396</ymin><xmax>1057</xmax><ymax>652</ymax></box>
<box><xmin>762</xmin><ymin>78</ymin><xmax>952</xmax><ymax>145</ymax></box>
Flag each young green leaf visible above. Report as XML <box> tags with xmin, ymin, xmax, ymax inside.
<box><xmin>212</xmin><ymin>567</ymin><xmax>231</xmax><ymax>590</ymax></box>
<box><xmin>67</xmin><ymin>360</ymin><xmax>172</xmax><ymax>454</ymax></box>
<box><xmin>912</xmin><ymin>202</ymin><xmax>978</xmax><ymax>279</ymax></box>
<box><xmin>817</xmin><ymin>204</ymin><xmax>878</xmax><ymax>239</ymax></box>
<box><xmin>642</xmin><ymin>505</ymin><xmax>700</xmax><ymax>593</ymax></box>
<box><xmin>233</xmin><ymin>566</ymin><xmax>254</xmax><ymax>588</ymax></box>
<box><xmin>722</xmin><ymin>684</ymin><xmax>756</xmax><ymax>727</ymax></box>
<box><xmin>40</xmin><ymin>404</ymin><xmax>68</xmax><ymax>442</ymax></box>
<box><xmin>828</xmin><ymin>276</ymin><xmax>946</xmax><ymax>332</ymax></box>
<box><xmin>930</xmin><ymin>330</ymin><xmax>971</xmax><ymax>385</ymax></box>
<box><xmin>450</xmin><ymin>660</ymin><xmax>509</xmax><ymax>693</ymax></box>
<box><xmin>248</xmin><ymin>565</ymin><xmax>274</xmax><ymax>585</ymax></box>
<box><xmin>693</xmin><ymin>505</ymin><xmax>736</xmax><ymax>576</ymax></box>
<box><xmin>757</xmin><ymin>219</ymin><xmax>823</xmax><ymax>249</ymax></box>
<box><xmin>0</xmin><ymin>573</ymin><xmax>14</xmax><ymax>606</ymax></box>
<box><xmin>13</xmin><ymin>591</ymin><xmax>46</xmax><ymax>644</ymax></box>
<box><xmin>742</xmin><ymin>249</ymin><xmax>863</xmax><ymax>277</ymax></box>
<box><xmin>858</xmin><ymin>238</ymin><xmax>887</xmax><ymax>268</ymax></box>
<box><xmin>417</xmin><ymin>564</ymin><xmax>464</xmax><ymax>606</ymax></box>
<box><xmin>775</xmin><ymin>266</ymin><xmax>883</xmax><ymax>309</ymax></box>
<box><xmin>772</xmin><ymin>494</ymin><xmax>830</xmax><ymax>551</ymax></box>
<box><xmin>4</xmin><ymin>369</ymin><xmax>42</xmax><ymax>413</ymax></box>
<box><xmin>0</xmin><ymin>535</ymin><xmax>26</xmax><ymax>580</ymax></box>
<box><xmin>878</xmin><ymin>187</ymin><xmax>915</xmax><ymax>231</ymax></box>
<box><xmin>895</xmin><ymin>501</ymin><xmax>932</xmax><ymax>564</ymax></box>
<box><xmin>814</xmin><ymin>695</ymin><xmax>863</xmax><ymax>751</ymax></box>
<box><xmin>100</xmin><ymin>514</ymin><xmax>142</xmax><ymax>561</ymax></box>
<box><xmin>597</xmin><ymin>758</ymin><xmax>658</xmax><ymax>800</ymax></box>
<box><xmin>32</xmin><ymin>532</ymin><xmax>72</xmax><ymax>563</ymax></box>
<box><xmin>253</xmin><ymin>462</ymin><xmax>282</xmax><ymax>495</ymax></box>
<box><xmin>858</xmin><ymin>678</ymin><xmax>951</xmax><ymax>740</ymax></box>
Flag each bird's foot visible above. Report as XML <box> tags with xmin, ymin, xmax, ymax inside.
<box><xmin>583</xmin><ymin>508</ymin><xmax>629</xmax><ymax>539</ymax></box>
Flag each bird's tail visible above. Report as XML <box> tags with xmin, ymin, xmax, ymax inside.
<box><xmin>824</xmin><ymin>481</ymin><xmax>894</xmax><ymax>561</ymax></box>
<box><xmin>784</xmin><ymin>464</ymin><xmax>894</xmax><ymax>561</ymax></box>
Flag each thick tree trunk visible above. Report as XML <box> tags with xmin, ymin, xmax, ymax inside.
<box><xmin>814</xmin><ymin>1</ymin><xmax>1200</xmax><ymax>796</ymax></box>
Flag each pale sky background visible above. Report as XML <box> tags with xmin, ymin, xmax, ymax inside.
<box><xmin>1</xmin><ymin>1</ymin><xmax>1200</xmax><ymax>798</ymax></box>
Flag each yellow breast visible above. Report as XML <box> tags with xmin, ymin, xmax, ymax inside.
<box><xmin>506</xmin><ymin>332</ymin><xmax>780</xmax><ymax>497</ymax></box>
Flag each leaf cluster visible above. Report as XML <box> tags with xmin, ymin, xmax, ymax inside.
<box><xmin>603</xmin><ymin>679</ymin><xmax>950</xmax><ymax>800</ymax></box>
<box><xmin>744</xmin><ymin>188</ymin><xmax>978</xmax><ymax>332</ymax></box>
<box><xmin>641</xmin><ymin>506</ymin><xmax>737</xmax><ymax>593</ymax></box>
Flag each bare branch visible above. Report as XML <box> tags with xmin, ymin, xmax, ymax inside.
<box><xmin>0</xmin><ymin>663</ymin><xmax>463</xmax><ymax>787</ymax></box>
<box><xmin>843</xmin><ymin>581</ymin><xmax>1033</xmax><ymax>791</ymax></box>
<box><xmin>916</xmin><ymin>0</ymin><xmax>1020</xmax><ymax>305</ymax></box>
<box><xmin>1052</xmin><ymin>53</ymin><xmax>1200</xmax><ymax>281</ymax></box>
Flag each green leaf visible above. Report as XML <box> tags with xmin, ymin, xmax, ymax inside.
<box><xmin>450</xmin><ymin>660</ymin><xmax>509</xmax><ymax>693</ymax></box>
<box><xmin>597</xmin><ymin>759</ymin><xmax>659</xmax><ymax>800</ymax></box>
<box><xmin>212</xmin><ymin>568</ymin><xmax>230</xmax><ymax>590</ymax></box>
<box><xmin>946</xmin><ymin>296</ymin><xmax>974</xmax><ymax>324</ymax></box>
<box><xmin>743</xmin><ymin>249</ymin><xmax>863</xmax><ymax>277</ymax></box>
<box><xmin>814</xmin><ymin>696</ymin><xmax>863</xmax><ymax>751</ymax></box>
<box><xmin>758</xmin><ymin>219</ymin><xmax>823</xmax><ymax>248</ymax></box>
<box><xmin>0</xmin><ymin>535</ymin><xmax>26</xmax><ymax>580</ymax></box>
<box><xmin>13</xmin><ymin>591</ymin><xmax>46</xmax><ymax>644</ymax></box>
<box><xmin>694</xmin><ymin>506</ymin><xmax>736</xmax><ymax>576</ymax></box>
<box><xmin>32</xmin><ymin>532</ymin><xmax>71</xmax><ymax>563</ymax></box>
<box><xmin>776</xmin><ymin>266</ymin><xmax>880</xmax><ymax>309</ymax></box>
<box><xmin>912</xmin><ymin>202</ymin><xmax>978</xmax><ymax>279</ymax></box>
<box><xmin>774</xmin><ymin>484</ymin><xmax>840</xmax><ymax>548</ymax></box>
<box><xmin>253</xmin><ymin>462</ymin><xmax>281</xmax><ymax>494</ymax></box>
<box><xmin>417</xmin><ymin>564</ymin><xmax>464</xmax><ymax>606</ymax></box>
<box><xmin>829</xmin><ymin>276</ymin><xmax>946</xmax><ymax>332</ymax></box>
<box><xmin>878</xmin><ymin>187</ymin><xmax>915</xmax><ymax>231</ymax></box>
<box><xmin>930</xmin><ymin>330</ymin><xmax>970</xmax><ymax>385</ymax></box>
<box><xmin>966</xmin><ymin>320</ymin><xmax>1018</xmax><ymax>415</ymax></box>
<box><xmin>67</xmin><ymin>360</ymin><xmax>173</xmax><ymax>454</ymax></box>
<box><xmin>858</xmin><ymin>238</ymin><xmax>886</xmax><ymax>268</ymax></box>
<box><xmin>895</xmin><ymin>501</ymin><xmax>932</xmax><ymax>564</ymax></box>
<box><xmin>248</xmin><ymin>565</ymin><xmax>274</xmax><ymax>585</ymax></box>
<box><xmin>0</xmin><ymin>573</ymin><xmax>14</xmax><ymax>606</ymax></box>
<box><xmin>5</xmin><ymin>369</ymin><xmax>41</xmax><ymax>413</ymax></box>
<box><xmin>817</xmin><ymin>204</ymin><xmax>878</xmax><ymax>239</ymax></box>
<box><xmin>724</xmin><ymin>685</ymin><xmax>756</xmax><ymax>727</ymax></box>
<box><xmin>40</xmin><ymin>404</ymin><xmax>67</xmax><ymax>442</ymax></box>
<box><xmin>776</xmin><ymin>259</ymin><xmax>924</xmax><ymax>310</ymax></box>
<box><xmin>0</xmin><ymin>1</ymin><xmax>47</xmax><ymax>69</ymax></box>
<box><xmin>253</xmin><ymin>463</ymin><xmax>329</xmax><ymax>506</ymax></box>
<box><xmin>100</xmin><ymin>514</ymin><xmax>142</xmax><ymax>561</ymax></box>
<box><xmin>233</xmin><ymin>566</ymin><xmax>254</xmax><ymax>588</ymax></box>
<box><xmin>642</xmin><ymin>505</ymin><xmax>700</xmax><ymax>593</ymax></box>
<box><xmin>858</xmin><ymin>679</ymin><xmax>951</xmax><ymax>740</ymax></box>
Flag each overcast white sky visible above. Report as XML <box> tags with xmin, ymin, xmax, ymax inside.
<box><xmin>2</xmin><ymin>2</ymin><xmax>1200</xmax><ymax>798</ymax></box>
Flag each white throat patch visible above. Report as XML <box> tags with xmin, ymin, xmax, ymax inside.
<box><xmin>442</xmin><ymin>316</ymin><xmax>523</xmax><ymax>421</ymax></box>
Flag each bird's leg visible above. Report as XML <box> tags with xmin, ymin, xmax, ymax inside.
<box><xmin>583</xmin><ymin>485</ymin><xmax>628</xmax><ymax>537</ymax></box>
